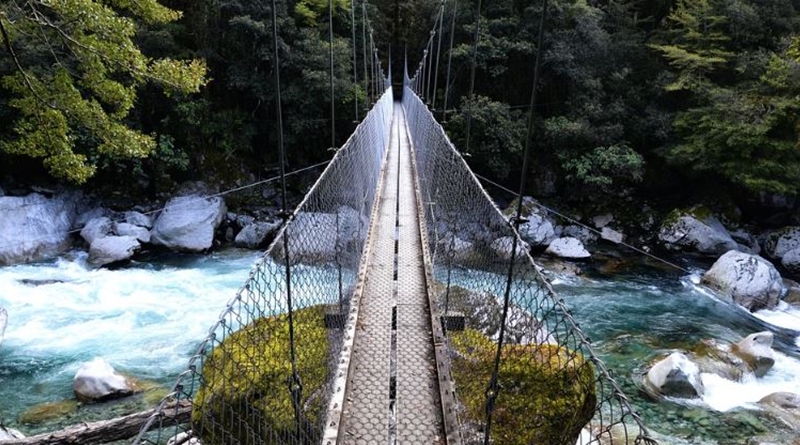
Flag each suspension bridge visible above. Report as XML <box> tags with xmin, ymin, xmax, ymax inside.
<box><xmin>127</xmin><ymin>0</ymin><xmax>656</xmax><ymax>442</ymax></box>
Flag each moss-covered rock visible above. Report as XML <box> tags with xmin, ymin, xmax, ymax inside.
<box><xmin>449</xmin><ymin>329</ymin><xmax>596</xmax><ymax>445</ymax></box>
<box><xmin>193</xmin><ymin>305</ymin><xmax>329</xmax><ymax>445</ymax></box>
<box><xmin>18</xmin><ymin>400</ymin><xmax>78</xmax><ymax>425</ymax></box>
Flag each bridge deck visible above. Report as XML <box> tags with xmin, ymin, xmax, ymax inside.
<box><xmin>339</xmin><ymin>103</ymin><xmax>443</xmax><ymax>444</ymax></box>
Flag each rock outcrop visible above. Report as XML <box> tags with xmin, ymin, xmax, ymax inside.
<box><xmin>645</xmin><ymin>352</ymin><xmax>704</xmax><ymax>398</ymax></box>
<box><xmin>151</xmin><ymin>195</ymin><xmax>226</xmax><ymax>252</ymax></box>
<box><xmin>658</xmin><ymin>207</ymin><xmax>738</xmax><ymax>255</ymax></box>
<box><xmin>0</xmin><ymin>192</ymin><xmax>81</xmax><ymax>265</ymax></box>
<box><xmin>702</xmin><ymin>251</ymin><xmax>784</xmax><ymax>311</ymax></box>
<box><xmin>73</xmin><ymin>358</ymin><xmax>134</xmax><ymax>403</ymax></box>
<box><xmin>545</xmin><ymin>237</ymin><xmax>591</xmax><ymax>259</ymax></box>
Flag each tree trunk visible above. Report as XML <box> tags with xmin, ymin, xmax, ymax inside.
<box><xmin>0</xmin><ymin>400</ymin><xmax>191</xmax><ymax>445</ymax></box>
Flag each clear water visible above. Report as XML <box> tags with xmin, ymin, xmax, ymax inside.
<box><xmin>1</xmin><ymin>251</ymin><xmax>799</xmax><ymax>444</ymax></box>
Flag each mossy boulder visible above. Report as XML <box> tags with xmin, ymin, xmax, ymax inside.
<box><xmin>193</xmin><ymin>305</ymin><xmax>329</xmax><ymax>445</ymax></box>
<box><xmin>449</xmin><ymin>329</ymin><xmax>596</xmax><ymax>445</ymax></box>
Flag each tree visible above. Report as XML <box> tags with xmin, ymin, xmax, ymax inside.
<box><xmin>0</xmin><ymin>0</ymin><xmax>207</xmax><ymax>183</ymax></box>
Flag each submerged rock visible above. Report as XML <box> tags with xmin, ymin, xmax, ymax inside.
<box><xmin>0</xmin><ymin>192</ymin><xmax>81</xmax><ymax>265</ymax></box>
<box><xmin>545</xmin><ymin>237</ymin><xmax>591</xmax><ymax>259</ymax></box>
<box><xmin>18</xmin><ymin>400</ymin><xmax>78</xmax><ymax>424</ymax></box>
<box><xmin>151</xmin><ymin>195</ymin><xmax>226</xmax><ymax>252</ymax></box>
<box><xmin>658</xmin><ymin>207</ymin><xmax>737</xmax><ymax>255</ymax></box>
<box><xmin>73</xmin><ymin>358</ymin><xmax>134</xmax><ymax>403</ymax></box>
<box><xmin>645</xmin><ymin>352</ymin><xmax>704</xmax><ymax>399</ymax></box>
<box><xmin>731</xmin><ymin>332</ymin><xmax>776</xmax><ymax>378</ymax></box>
<box><xmin>702</xmin><ymin>250</ymin><xmax>784</xmax><ymax>311</ymax></box>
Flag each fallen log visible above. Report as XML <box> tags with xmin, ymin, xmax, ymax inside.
<box><xmin>0</xmin><ymin>400</ymin><xmax>191</xmax><ymax>445</ymax></box>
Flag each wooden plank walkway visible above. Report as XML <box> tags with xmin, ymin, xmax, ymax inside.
<box><xmin>339</xmin><ymin>102</ymin><xmax>444</xmax><ymax>444</ymax></box>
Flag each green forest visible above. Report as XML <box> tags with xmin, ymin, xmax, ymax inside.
<box><xmin>3</xmin><ymin>0</ymin><xmax>800</xmax><ymax>217</ymax></box>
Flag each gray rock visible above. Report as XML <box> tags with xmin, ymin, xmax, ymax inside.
<box><xmin>80</xmin><ymin>217</ymin><xmax>113</xmax><ymax>245</ymax></box>
<box><xmin>759</xmin><ymin>392</ymin><xmax>800</xmax><ymax>409</ymax></box>
<box><xmin>73</xmin><ymin>358</ymin><xmax>133</xmax><ymax>402</ymax></box>
<box><xmin>562</xmin><ymin>225</ymin><xmax>598</xmax><ymax>244</ymax></box>
<box><xmin>645</xmin><ymin>352</ymin><xmax>704</xmax><ymax>398</ymax></box>
<box><xmin>784</xmin><ymin>278</ymin><xmax>800</xmax><ymax>304</ymax></box>
<box><xmin>600</xmin><ymin>227</ymin><xmax>625</xmax><ymax>244</ymax></box>
<box><xmin>124</xmin><ymin>211</ymin><xmax>153</xmax><ymax>229</ymax></box>
<box><xmin>88</xmin><ymin>236</ymin><xmax>141</xmax><ymax>267</ymax></box>
<box><xmin>167</xmin><ymin>432</ymin><xmax>203</xmax><ymax>445</ymax></box>
<box><xmin>732</xmin><ymin>332</ymin><xmax>776</xmax><ymax>378</ymax></box>
<box><xmin>234</xmin><ymin>221</ymin><xmax>282</xmax><ymax>249</ymax></box>
<box><xmin>236</xmin><ymin>214</ymin><xmax>256</xmax><ymax>228</ymax></box>
<box><xmin>592</xmin><ymin>213</ymin><xmax>614</xmax><ymax>229</ymax></box>
<box><xmin>75</xmin><ymin>207</ymin><xmax>109</xmax><ymax>230</ymax></box>
<box><xmin>0</xmin><ymin>425</ymin><xmax>25</xmax><ymax>440</ymax></box>
<box><xmin>781</xmin><ymin>248</ymin><xmax>800</xmax><ymax>276</ymax></box>
<box><xmin>0</xmin><ymin>306</ymin><xmax>6</xmax><ymax>351</ymax></box>
<box><xmin>545</xmin><ymin>237</ymin><xmax>591</xmax><ymax>259</ymax></box>
<box><xmin>0</xmin><ymin>192</ymin><xmax>81</xmax><ymax>265</ymax></box>
<box><xmin>437</xmin><ymin>235</ymin><xmax>475</xmax><ymax>263</ymax></box>
<box><xmin>764</xmin><ymin>227</ymin><xmax>800</xmax><ymax>260</ymax></box>
<box><xmin>692</xmin><ymin>338</ymin><xmax>753</xmax><ymax>382</ymax></box>
<box><xmin>731</xmin><ymin>229</ymin><xmax>761</xmax><ymax>255</ymax></box>
<box><xmin>490</xmin><ymin>236</ymin><xmax>530</xmax><ymax>261</ymax></box>
<box><xmin>503</xmin><ymin>196</ymin><xmax>556</xmax><ymax>247</ymax></box>
<box><xmin>702</xmin><ymin>251</ymin><xmax>784</xmax><ymax>311</ymax></box>
<box><xmin>272</xmin><ymin>209</ymin><xmax>366</xmax><ymax>265</ymax></box>
<box><xmin>658</xmin><ymin>207</ymin><xmax>738</xmax><ymax>255</ymax></box>
<box><xmin>150</xmin><ymin>195</ymin><xmax>226</xmax><ymax>252</ymax></box>
<box><xmin>114</xmin><ymin>222</ymin><xmax>151</xmax><ymax>243</ymax></box>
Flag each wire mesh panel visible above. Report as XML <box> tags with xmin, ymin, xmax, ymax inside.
<box><xmin>132</xmin><ymin>89</ymin><xmax>393</xmax><ymax>445</ymax></box>
<box><xmin>402</xmin><ymin>81</ymin><xmax>656</xmax><ymax>445</ymax></box>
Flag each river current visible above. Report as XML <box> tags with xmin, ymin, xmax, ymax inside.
<box><xmin>0</xmin><ymin>249</ymin><xmax>798</xmax><ymax>443</ymax></box>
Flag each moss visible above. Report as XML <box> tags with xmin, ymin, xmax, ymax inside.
<box><xmin>18</xmin><ymin>400</ymin><xmax>79</xmax><ymax>425</ymax></box>
<box><xmin>450</xmin><ymin>329</ymin><xmax>596</xmax><ymax>445</ymax></box>
<box><xmin>193</xmin><ymin>305</ymin><xmax>330</xmax><ymax>445</ymax></box>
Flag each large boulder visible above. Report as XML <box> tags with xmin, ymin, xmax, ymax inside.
<box><xmin>80</xmin><ymin>216</ymin><xmax>113</xmax><ymax>245</ymax></box>
<box><xmin>731</xmin><ymin>332</ymin><xmax>775</xmax><ymax>377</ymax></box>
<box><xmin>504</xmin><ymin>196</ymin><xmax>557</xmax><ymax>247</ymax></box>
<box><xmin>490</xmin><ymin>236</ymin><xmax>530</xmax><ymax>261</ymax></box>
<box><xmin>436</xmin><ymin>235</ymin><xmax>476</xmax><ymax>263</ymax></box>
<box><xmin>450</xmin><ymin>330</ymin><xmax>596</xmax><ymax>445</ymax></box>
<box><xmin>658</xmin><ymin>207</ymin><xmax>738</xmax><ymax>255</ymax></box>
<box><xmin>645</xmin><ymin>352</ymin><xmax>704</xmax><ymax>399</ymax></box>
<box><xmin>764</xmin><ymin>227</ymin><xmax>800</xmax><ymax>261</ymax></box>
<box><xmin>151</xmin><ymin>195</ymin><xmax>226</xmax><ymax>252</ymax></box>
<box><xmin>758</xmin><ymin>392</ymin><xmax>800</xmax><ymax>433</ymax></box>
<box><xmin>0</xmin><ymin>306</ymin><xmax>6</xmax><ymax>351</ymax></box>
<box><xmin>0</xmin><ymin>192</ymin><xmax>81</xmax><ymax>265</ymax></box>
<box><xmin>114</xmin><ymin>222</ymin><xmax>151</xmax><ymax>244</ymax></box>
<box><xmin>73</xmin><ymin>358</ymin><xmax>134</xmax><ymax>403</ymax></box>
<box><xmin>88</xmin><ymin>236</ymin><xmax>141</xmax><ymax>267</ymax></box>
<box><xmin>782</xmin><ymin>248</ymin><xmax>800</xmax><ymax>276</ymax></box>
<box><xmin>701</xmin><ymin>251</ymin><xmax>784</xmax><ymax>311</ymax></box>
<box><xmin>545</xmin><ymin>237</ymin><xmax>591</xmax><ymax>259</ymax></box>
<box><xmin>234</xmin><ymin>221</ymin><xmax>282</xmax><ymax>249</ymax></box>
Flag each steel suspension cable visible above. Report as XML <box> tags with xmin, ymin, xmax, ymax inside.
<box><xmin>426</xmin><ymin>28</ymin><xmax>436</xmax><ymax>104</ymax></box>
<box><xmin>442</xmin><ymin>0</ymin><xmax>458</xmax><ymax>123</ymax></box>
<box><xmin>270</xmin><ymin>0</ymin><xmax>303</xmax><ymax>437</ymax></box>
<box><xmin>432</xmin><ymin>0</ymin><xmax>445</xmax><ymax>110</ymax></box>
<box><xmin>483</xmin><ymin>1</ymin><xmax>548</xmax><ymax>443</ymax></box>
<box><xmin>464</xmin><ymin>0</ymin><xmax>482</xmax><ymax>154</ymax></box>
<box><xmin>351</xmin><ymin>0</ymin><xmax>359</xmax><ymax>121</ymax></box>
<box><xmin>362</xmin><ymin>1</ymin><xmax>369</xmax><ymax>103</ymax></box>
<box><xmin>329</xmin><ymin>0</ymin><xmax>336</xmax><ymax>149</ymax></box>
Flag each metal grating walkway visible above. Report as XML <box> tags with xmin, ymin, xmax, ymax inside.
<box><xmin>339</xmin><ymin>103</ymin><xmax>444</xmax><ymax>444</ymax></box>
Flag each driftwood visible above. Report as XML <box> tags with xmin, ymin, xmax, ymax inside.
<box><xmin>0</xmin><ymin>400</ymin><xmax>191</xmax><ymax>445</ymax></box>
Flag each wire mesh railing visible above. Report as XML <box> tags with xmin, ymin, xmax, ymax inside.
<box><xmin>131</xmin><ymin>88</ymin><xmax>393</xmax><ymax>445</ymax></box>
<box><xmin>402</xmin><ymin>81</ymin><xmax>657</xmax><ymax>445</ymax></box>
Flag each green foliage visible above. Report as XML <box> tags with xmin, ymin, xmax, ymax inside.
<box><xmin>295</xmin><ymin>0</ymin><xmax>350</xmax><ymax>26</ymax></box>
<box><xmin>649</xmin><ymin>0</ymin><xmax>732</xmax><ymax>92</ymax></box>
<box><xmin>194</xmin><ymin>305</ymin><xmax>329</xmax><ymax>445</ymax></box>
<box><xmin>0</xmin><ymin>0</ymin><xmax>207</xmax><ymax>184</ymax></box>
<box><xmin>448</xmin><ymin>95</ymin><xmax>526</xmax><ymax>181</ymax></box>
<box><xmin>449</xmin><ymin>329</ymin><xmax>597</xmax><ymax>445</ymax></box>
<box><xmin>562</xmin><ymin>143</ymin><xmax>644</xmax><ymax>193</ymax></box>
